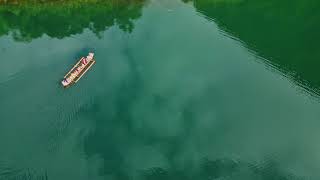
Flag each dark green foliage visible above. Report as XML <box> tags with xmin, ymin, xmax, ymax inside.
<box><xmin>189</xmin><ymin>0</ymin><xmax>320</xmax><ymax>94</ymax></box>
<box><xmin>0</xmin><ymin>0</ymin><xmax>145</xmax><ymax>41</ymax></box>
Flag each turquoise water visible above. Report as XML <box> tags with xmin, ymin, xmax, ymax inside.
<box><xmin>1</xmin><ymin>0</ymin><xmax>320</xmax><ymax>179</ymax></box>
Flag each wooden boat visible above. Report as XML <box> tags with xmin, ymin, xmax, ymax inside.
<box><xmin>62</xmin><ymin>53</ymin><xmax>96</xmax><ymax>87</ymax></box>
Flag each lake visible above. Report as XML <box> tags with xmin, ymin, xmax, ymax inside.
<box><xmin>1</xmin><ymin>0</ymin><xmax>320</xmax><ymax>179</ymax></box>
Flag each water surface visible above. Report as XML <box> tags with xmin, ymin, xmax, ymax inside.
<box><xmin>1</xmin><ymin>0</ymin><xmax>320</xmax><ymax>179</ymax></box>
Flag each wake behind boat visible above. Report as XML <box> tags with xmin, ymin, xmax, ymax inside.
<box><xmin>62</xmin><ymin>53</ymin><xmax>96</xmax><ymax>87</ymax></box>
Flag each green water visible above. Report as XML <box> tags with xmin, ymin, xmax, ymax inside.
<box><xmin>1</xmin><ymin>0</ymin><xmax>320</xmax><ymax>179</ymax></box>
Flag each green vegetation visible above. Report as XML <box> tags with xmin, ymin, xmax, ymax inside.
<box><xmin>0</xmin><ymin>0</ymin><xmax>145</xmax><ymax>41</ymax></box>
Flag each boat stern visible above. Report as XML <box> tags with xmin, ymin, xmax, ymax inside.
<box><xmin>61</xmin><ymin>79</ymin><xmax>69</xmax><ymax>87</ymax></box>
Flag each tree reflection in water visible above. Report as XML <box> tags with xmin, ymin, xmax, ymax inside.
<box><xmin>0</xmin><ymin>0</ymin><xmax>146</xmax><ymax>41</ymax></box>
<box><xmin>186</xmin><ymin>0</ymin><xmax>320</xmax><ymax>96</ymax></box>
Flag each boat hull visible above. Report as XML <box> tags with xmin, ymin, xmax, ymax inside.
<box><xmin>62</xmin><ymin>59</ymin><xmax>96</xmax><ymax>88</ymax></box>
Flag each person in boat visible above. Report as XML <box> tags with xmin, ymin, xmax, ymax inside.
<box><xmin>87</xmin><ymin>55</ymin><xmax>92</xmax><ymax>61</ymax></box>
<box><xmin>82</xmin><ymin>58</ymin><xmax>88</xmax><ymax>65</ymax></box>
<box><xmin>63</xmin><ymin>79</ymin><xmax>68</xmax><ymax>84</ymax></box>
<box><xmin>71</xmin><ymin>72</ymin><xmax>77</xmax><ymax>78</ymax></box>
<box><xmin>84</xmin><ymin>53</ymin><xmax>94</xmax><ymax>64</ymax></box>
<box><xmin>75</xmin><ymin>68</ymin><xmax>80</xmax><ymax>74</ymax></box>
<box><xmin>62</xmin><ymin>77</ymin><xmax>71</xmax><ymax>86</ymax></box>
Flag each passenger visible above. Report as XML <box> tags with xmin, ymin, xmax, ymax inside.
<box><xmin>62</xmin><ymin>80</ymin><xmax>67</xmax><ymax>86</ymax></box>
<box><xmin>62</xmin><ymin>79</ymin><xmax>68</xmax><ymax>85</ymax></box>
<box><xmin>87</xmin><ymin>53</ymin><xmax>94</xmax><ymax>62</ymax></box>
<box><xmin>82</xmin><ymin>58</ymin><xmax>87</xmax><ymax>65</ymax></box>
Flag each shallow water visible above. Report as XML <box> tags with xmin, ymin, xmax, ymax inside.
<box><xmin>1</xmin><ymin>0</ymin><xmax>320</xmax><ymax>179</ymax></box>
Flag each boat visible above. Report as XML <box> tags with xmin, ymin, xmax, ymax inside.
<box><xmin>61</xmin><ymin>52</ymin><xmax>96</xmax><ymax>87</ymax></box>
